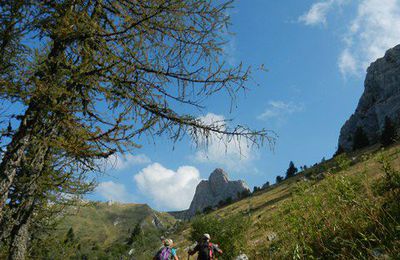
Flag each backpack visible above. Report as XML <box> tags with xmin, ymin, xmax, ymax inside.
<box><xmin>198</xmin><ymin>242</ymin><xmax>214</xmax><ymax>260</ymax></box>
<box><xmin>156</xmin><ymin>246</ymin><xmax>172</xmax><ymax>260</ymax></box>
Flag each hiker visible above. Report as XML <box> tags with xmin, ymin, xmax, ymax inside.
<box><xmin>159</xmin><ymin>236</ymin><xmax>166</xmax><ymax>249</ymax></box>
<box><xmin>154</xmin><ymin>238</ymin><xmax>179</xmax><ymax>260</ymax></box>
<box><xmin>188</xmin><ymin>234</ymin><xmax>223</xmax><ymax>260</ymax></box>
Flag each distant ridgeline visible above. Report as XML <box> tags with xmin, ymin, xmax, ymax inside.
<box><xmin>169</xmin><ymin>168</ymin><xmax>250</xmax><ymax>219</ymax></box>
<box><xmin>338</xmin><ymin>44</ymin><xmax>400</xmax><ymax>152</ymax></box>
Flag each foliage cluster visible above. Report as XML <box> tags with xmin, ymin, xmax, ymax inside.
<box><xmin>190</xmin><ymin>215</ymin><xmax>251</xmax><ymax>259</ymax></box>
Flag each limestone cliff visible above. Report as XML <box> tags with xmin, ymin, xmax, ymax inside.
<box><xmin>338</xmin><ymin>44</ymin><xmax>400</xmax><ymax>151</ymax></box>
<box><xmin>184</xmin><ymin>168</ymin><xmax>249</xmax><ymax>218</ymax></box>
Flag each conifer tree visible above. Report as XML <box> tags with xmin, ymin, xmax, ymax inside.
<box><xmin>285</xmin><ymin>161</ymin><xmax>298</xmax><ymax>179</ymax></box>
<box><xmin>0</xmin><ymin>1</ymin><xmax>274</xmax><ymax>258</ymax></box>
<box><xmin>381</xmin><ymin>116</ymin><xmax>397</xmax><ymax>147</ymax></box>
<box><xmin>334</xmin><ymin>145</ymin><xmax>344</xmax><ymax>156</ymax></box>
<box><xmin>276</xmin><ymin>175</ymin><xmax>283</xmax><ymax>184</ymax></box>
<box><xmin>352</xmin><ymin>127</ymin><xmax>370</xmax><ymax>151</ymax></box>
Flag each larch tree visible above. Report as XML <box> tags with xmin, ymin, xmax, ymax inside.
<box><xmin>0</xmin><ymin>1</ymin><xmax>274</xmax><ymax>259</ymax></box>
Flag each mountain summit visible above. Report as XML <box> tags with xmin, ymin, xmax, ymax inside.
<box><xmin>184</xmin><ymin>168</ymin><xmax>250</xmax><ymax>218</ymax></box>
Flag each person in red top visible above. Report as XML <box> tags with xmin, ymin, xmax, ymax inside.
<box><xmin>188</xmin><ymin>234</ymin><xmax>223</xmax><ymax>260</ymax></box>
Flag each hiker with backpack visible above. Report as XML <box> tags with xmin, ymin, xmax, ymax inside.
<box><xmin>154</xmin><ymin>238</ymin><xmax>179</xmax><ymax>260</ymax></box>
<box><xmin>188</xmin><ymin>234</ymin><xmax>223</xmax><ymax>260</ymax></box>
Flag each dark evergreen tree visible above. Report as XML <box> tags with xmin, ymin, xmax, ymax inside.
<box><xmin>334</xmin><ymin>145</ymin><xmax>345</xmax><ymax>156</ymax></box>
<box><xmin>352</xmin><ymin>127</ymin><xmax>370</xmax><ymax>151</ymax></box>
<box><xmin>276</xmin><ymin>175</ymin><xmax>284</xmax><ymax>184</ymax></box>
<box><xmin>64</xmin><ymin>227</ymin><xmax>75</xmax><ymax>244</ymax></box>
<box><xmin>225</xmin><ymin>197</ymin><xmax>233</xmax><ymax>205</ymax></box>
<box><xmin>240</xmin><ymin>189</ymin><xmax>251</xmax><ymax>198</ymax></box>
<box><xmin>285</xmin><ymin>161</ymin><xmax>298</xmax><ymax>179</ymax></box>
<box><xmin>381</xmin><ymin>116</ymin><xmax>397</xmax><ymax>146</ymax></box>
<box><xmin>203</xmin><ymin>206</ymin><xmax>213</xmax><ymax>214</ymax></box>
<box><xmin>127</xmin><ymin>223</ymin><xmax>142</xmax><ymax>245</ymax></box>
<box><xmin>262</xmin><ymin>181</ymin><xmax>270</xmax><ymax>189</ymax></box>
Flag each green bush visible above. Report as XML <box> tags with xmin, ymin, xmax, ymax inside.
<box><xmin>334</xmin><ymin>153</ymin><xmax>351</xmax><ymax>172</ymax></box>
<box><xmin>190</xmin><ymin>215</ymin><xmax>250</xmax><ymax>259</ymax></box>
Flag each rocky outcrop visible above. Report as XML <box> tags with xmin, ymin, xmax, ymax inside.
<box><xmin>185</xmin><ymin>168</ymin><xmax>249</xmax><ymax>218</ymax></box>
<box><xmin>338</xmin><ymin>44</ymin><xmax>400</xmax><ymax>151</ymax></box>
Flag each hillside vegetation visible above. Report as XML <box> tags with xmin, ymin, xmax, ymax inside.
<box><xmin>28</xmin><ymin>203</ymin><xmax>176</xmax><ymax>259</ymax></box>
<box><xmin>22</xmin><ymin>144</ymin><xmax>399</xmax><ymax>259</ymax></box>
<box><xmin>170</xmin><ymin>144</ymin><xmax>400</xmax><ymax>259</ymax></box>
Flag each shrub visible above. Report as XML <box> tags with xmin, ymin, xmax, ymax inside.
<box><xmin>190</xmin><ymin>215</ymin><xmax>251</xmax><ymax>259</ymax></box>
<box><xmin>334</xmin><ymin>153</ymin><xmax>351</xmax><ymax>172</ymax></box>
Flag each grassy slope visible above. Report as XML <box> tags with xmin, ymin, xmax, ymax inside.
<box><xmin>170</xmin><ymin>144</ymin><xmax>400</xmax><ymax>259</ymax></box>
<box><xmin>44</xmin><ymin>144</ymin><xmax>398</xmax><ymax>259</ymax></box>
<box><xmin>58</xmin><ymin>202</ymin><xmax>176</xmax><ymax>247</ymax></box>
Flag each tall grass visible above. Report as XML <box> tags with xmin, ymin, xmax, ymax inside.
<box><xmin>263</xmin><ymin>151</ymin><xmax>400</xmax><ymax>259</ymax></box>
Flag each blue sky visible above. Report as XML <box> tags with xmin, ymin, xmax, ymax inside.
<box><xmin>90</xmin><ymin>0</ymin><xmax>400</xmax><ymax>211</ymax></box>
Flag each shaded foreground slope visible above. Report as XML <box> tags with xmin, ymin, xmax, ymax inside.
<box><xmin>170</xmin><ymin>144</ymin><xmax>400</xmax><ymax>259</ymax></box>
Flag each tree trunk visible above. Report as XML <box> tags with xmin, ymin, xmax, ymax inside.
<box><xmin>2</xmin><ymin>133</ymin><xmax>51</xmax><ymax>259</ymax></box>
<box><xmin>7</xmin><ymin>216</ymin><xmax>31</xmax><ymax>260</ymax></box>
<box><xmin>0</xmin><ymin>104</ymin><xmax>39</xmax><ymax>222</ymax></box>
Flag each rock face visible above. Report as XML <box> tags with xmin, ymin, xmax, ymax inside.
<box><xmin>338</xmin><ymin>44</ymin><xmax>400</xmax><ymax>151</ymax></box>
<box><xmin>185</xmin><ymin>168</ymin><xmax>249</xmax><ymax>218</ymax></box>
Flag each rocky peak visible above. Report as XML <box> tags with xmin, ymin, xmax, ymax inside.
<box><xmin>183</xmin><ymin>168</ymin><xmax>249</xmax><ymax>219</ymax></box>
<box><xmin>209</xmin><ymin>168</ymin><xmax>229</xmax><ymax>183</ymax></box>
<box><xmin>209</xmin><ymin>168</ymin><xmax>229</xmax><ymax>194</ymax></box>
<box><xmin>338</xmin><ymin>44</ymin><xmax>400</xmax><ymax>152</ymax></box>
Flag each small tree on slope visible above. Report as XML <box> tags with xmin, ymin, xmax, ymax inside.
<box><xmin>380</xmin><ymin>116</ymin><xmax>397</xmax><ymax>147</ymax></box>
<box><xmin>285</xmin><ymin>161</ymin><xmax>298</xmax><ymax>179</ymax></box>
<box><xmin>352</xmin><ymin>127</ymin><xmax>370</xmax><ymax>151</ymax></box>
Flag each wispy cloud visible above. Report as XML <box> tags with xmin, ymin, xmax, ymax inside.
<box><xmin>299</xmin><ymin>1</ymin><xmax>335</xmax><ymax>26</ymax></box>
<box><xmin>134</xmin><ymin>163</ymin><xmax>200</xmax><ymax>210</ymax></box>
<box><xmin>300</xmin><ymin>0</ymin><xmax>400</xmax><ymax>77</ymax></box>
<box><xmin>108</xmin><ymin>153</ymin><xmax>151</xmax><ymax>171</ymax></box>
<box><xmin>257</xmin><ymin>101</ymin><xmax>304</xmax><ymax>121</ymax></box>
<box><xmin>191</xmin><ymin>113</ymin><xmax>257</xmax><ymax>171</ymax></box>
<box><xmin>96</xmin><ymin>181</ymin><xmax>135</xmax><ymax>203</ymax></box>
<box><xmin>339</xmin><ymin>0</ymin><xmax>400</xmax><ymax>77</ymax></box>
<box><xmin>299</xmin><ymin>0</ymin><xmax>349</xmax><ymax>26</ymax></box>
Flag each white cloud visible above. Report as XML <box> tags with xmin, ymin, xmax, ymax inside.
<box><xmin>108</xmin><ymin>153</ymin><xmax>151</xmax><ymax>171</ymax></box>
<box><xmin>134</xmin><ymin>163</ymin><xmax>200</xmax><ymax>210</ymax></box>
<box><xmin>192</xmin><ymin>113</ymin><xmax>256</xmax><ymax>171</ymax></box>
<box><xmin>299</xmin><ymin>1</ymin><xmax>334</xmax><ymax>26</ymax></box>
<box><xmin>223</xmin><ymin>37</ymin><xmax>237</xmax><ymax>66</ymax></box>
<box><xmin>300</xmin><ymin>0</ymin><xmax>400</xmax><ymax>77</ymax></box>
<box><xmin>96</xmin><ymin>181</ymin><xmax>134</xmax><ymax>203</ymax></box>
<box><xmin>299</xmin><ymin>0</ymin><xmax>350</xmax><ymax>26</ymax></box>
<box><xmin>338</xmin><ymin>49</ymin><xmax>357</xmax><ymax>76</ymax></box>
<box><xmin>338</xmin><ymin>0</ymin><xmax>400</xmax><ymax>77</ymax></box>
<box><xmin>257</xmin><ymin>101</ymin><xmax>304</xmax><ymax>121</ymax></box>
